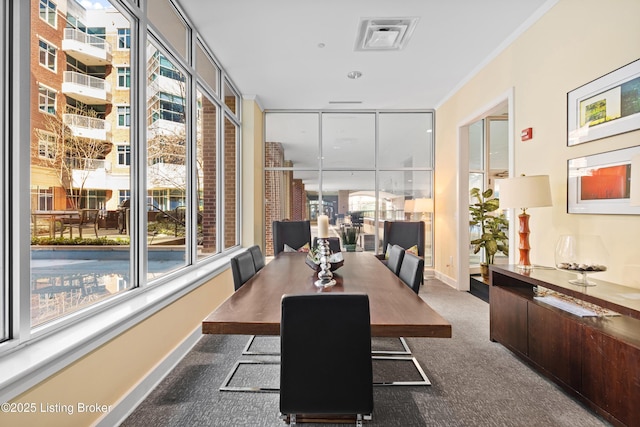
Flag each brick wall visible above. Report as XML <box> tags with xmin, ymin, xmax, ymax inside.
<box><xmin>264</xmin><ymin>141</ymin><xmax>284</xmax><ymax>255</ymax></box>
<box><xmin>200</xmin><ymin>99</ymin><xmax>217</xmax><ymax>252</ymax></box>
<box><xmin>224</xmin><ymin>115</ymin><xmax>237</xmax><ymax>249</ymax></box>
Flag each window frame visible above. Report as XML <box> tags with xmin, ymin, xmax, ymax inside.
<box><xmin>117</xmin><ymin>143</ymin><xmax>131</xmax><ymax>166</ymax></box>
<box><xmin>117</xmin><ymin>66</ymin><xmax>131</xmax><ymax>88</ymax></box>
<box><xmin>117</xmin><ymin>105</ymin><xmax>131</xmax><ymax>127</ymax></box>
<box><xmin>37</xmin><ymin>84</ymin><xmax>56</xmax><ymax>115</ymax></box>
<box><xmin>38</xmin><ymin>0</ymin><xmax>57</xmax><ymax>28</ymax></box>
<box><xmin>38</xmin><ymin>38</ymin><xmax>57</xmax><ymax>72</ymax></box>
<box><xmin>117</xmin><ymin>28</ymin><xmax>131</xmax><ymax>49</ymax></box>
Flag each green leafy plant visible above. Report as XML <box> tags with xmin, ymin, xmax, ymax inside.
<box><xmin>340</xmin><ymin>225</ymin><xmax>360</xmax><ymax>246</ymax></box>
<box><xmin>31</xmin><ymin>236</ymin><xmax>130</xmax><ymax>246</ymax></box>
<box><xmin>469</xmin><ymin>188</ymin><xmax>509</xmax><ymax>265</ymax></box>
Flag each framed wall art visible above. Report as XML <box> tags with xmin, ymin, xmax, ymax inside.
<box><xmin>567</xmin><ymin>59</ymin><xmax>640</xmax><ymax>146</ymax></box>
<box><xmin>567</xmin><ymin>145</ymin><xmax>640</xmax><ymax>214</ymax></box>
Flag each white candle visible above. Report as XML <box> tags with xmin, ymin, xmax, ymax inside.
<box><xmin>318</xmin><ymin>215</ymin><xmax>329</xmax><ymax>238</ymax></box>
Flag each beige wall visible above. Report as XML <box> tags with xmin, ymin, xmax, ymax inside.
<box><xmin>435</xmin><ymin>0</ymin><xmax>640</xmax><ymax>287</ymax></box>
<box><xmin>242</xmin><ymin>99</ymin><xmax>265</xmax><ymax>251</ymax></box>
<box><xmin>1</xmin><ymin>271</ymin><xmax>233</xmax><ymax>427</ymax></box>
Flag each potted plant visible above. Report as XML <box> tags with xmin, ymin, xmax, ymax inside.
<box><xmin>340</xmin><ymin>225</ymin><xmax>360</xmax><ymax>252</ymax></box>
<box><xmin>469</xmin><ymin>188</ymin><xmax>509</xmax><ymax>281</ymax></box>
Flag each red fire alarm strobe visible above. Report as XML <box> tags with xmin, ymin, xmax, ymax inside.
<box><xmin>521</xmin><ymin>127</ymin><xmax>533</xmax><ymax>141</ymax></box>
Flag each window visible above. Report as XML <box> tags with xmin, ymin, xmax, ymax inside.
<box><xmin>38</xmin><ymin>39</ymin><xmax>56</xmax><ymax>71</ymax></box>
<box><xmin>117</xmin><ymin>67</ymin><xmax>130</xmax><ymax>88</ymax></box>
<box><xmin>118</xmin><ymin>28</ymin><xmax>130</xmax><ymax>49</ymax></box>
<box><xmin>38</xmin><ymin>85</ymin><xmax>56</xmax><ymax>114</ymax></box>
<box><xmin>36</xmin><ymin>188</ymin><xmax>54</xmax><ymax>211</ymax></box>
<box><xmin>37</xmin><ymin>131</ymin><xmax>56</xmax><ymax>159</ymax></box>
<box><xmin>119</xmin><ymin>190</ymin><xmax>130</xmax><ymax>206</ymax></box>
<box><xmin>264</xmin><ymin>111</ymin><xmax>435</xmax><ymax>263</ymax></box>
<box><xmin>146</xmin><ymin>41</ymin><xmax>187</xmax><ymax>279</ymax></box>
<box><xmin>117</xmin><ymin>144</ymin><xmax>131</xmax><ymax>166</ymax></box>
<box><xmin>118</xmin><ymin>106</ymin><xmax>131</xmax><ymax>127</ymax></box>
<box><xmin>39</xmin><ymin>0</ymin><xmax>57</xmax><ymax>27</ymax></box>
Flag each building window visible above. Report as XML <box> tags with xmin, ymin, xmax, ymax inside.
<box><xmin>36</xmin><ymin>188</ymin><xmax>54</xmax><ymax>211</ymax></box>
<box><xmin>117</xmin><ymin>144</ymin><xmax>131</xmax><ymax>166</ymax></box>
<box><xmin>118</xmin><ymin>106</ymin><xmax>131</xmax><ymax>127</ymax></box>
<box><xmin>38</xmin><ymin>39</ymin><xmax>57</xmax><ymax>72</ymax></box>
<box><xmin>118</xmin><ymin>28</ymin><xmax>130</xmax><ymax>49</ymax></box>
<box><xmin>38</xmin><ymin>85</ymin><xmax>56</xmax><ymax>114</ymax></box>
<box><xmin>39</xmin><ymin>0</ymin><xmax>57</xmax><ymax>28</ymax></box>
<box><xmin>119</xmin><ymin>190</ymin><xmax>130</xmax><ymax>206</ymax></box>
<box><xmin>117</xmin><ymin>67</ymin><xmax>130</xmax><ymax>88</ymax></box>
<box><xmin>38</xmin><ymin>131</ymin><xmax>56</xmax><ymax>159</ymax></box>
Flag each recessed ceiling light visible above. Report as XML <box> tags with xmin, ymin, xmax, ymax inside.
<box><xmin>347</xmin><ymin>71</ymin><xmax>363</xmax><ymax>79</ymax></box>
<box><xmin>317</xmin><ymin>43</ymin><xmax>326</xmax><ymax>48</ymax></box>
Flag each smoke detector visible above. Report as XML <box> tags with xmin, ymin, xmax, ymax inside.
<box><xmin>354</xmin><ymin>17</ymin><xmax>419</xmax><ymax>51</ymax></box>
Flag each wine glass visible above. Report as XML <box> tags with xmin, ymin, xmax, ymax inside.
<box><xmin>554</xmin><ymin>235</ymin><xmax>608</xmax><ymax>287</ymax></box>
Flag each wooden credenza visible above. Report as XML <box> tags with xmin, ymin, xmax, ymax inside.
<box><xmin>489</xmin><ymin>265</ymin><xmax>640</xmax><ymax>427</ymax></box>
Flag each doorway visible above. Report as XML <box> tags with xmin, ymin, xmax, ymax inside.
<box><xmin>456</xmin><ymin>90</ymin><xmax>514</xmax><ymax>291</ymax></box>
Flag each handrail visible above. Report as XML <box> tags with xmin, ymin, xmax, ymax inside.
<box><xmin>64</xmin><ymin>28</ymin><xmax>112</xmax><ymax>54</ymax></box>
<box><xmin>63</xmin><ymin>71</ymin><xmax>111</xmax><ymax>92</ymax></box>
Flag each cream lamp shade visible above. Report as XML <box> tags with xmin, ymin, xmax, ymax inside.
<box><xmin>497</xmin><ymin>175</ymin><xmax>552</xmax><ymax>210</ymax></box>
<box><xmin>631</xmin><ymin>154</ymin><xmax>640</xmax><ymax>207</ymax></box>
<box><xmin>404</xmin><ymin>199</ymin><xmax>415</xmax><ymax>212</ymax></box>
<box><xmin>413</xmin><ymin>198</ymin><xmax>433</xmax><ymax>213</ymax></box>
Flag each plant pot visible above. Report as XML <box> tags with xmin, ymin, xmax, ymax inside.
<box><xmin>480</xmin><ymin>263</ymin><xmax>490</xmax><ymax>283</ymax></box>
<box><xmin>344</xmin><ymin>244</ymin><xmax>357</xmax><ymax>252</ymax></box>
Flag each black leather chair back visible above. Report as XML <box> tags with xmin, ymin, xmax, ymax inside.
<box><xmin>398</xmin><ymin>252</ymin><xmax>425</xmax><ymax>294</ymax></box>
<box><xmin>280</xmin><ymin>293</ymin><xmax>373</xmax><ymax>417</ymax></box>
<box><xmin>230</xmin><ymin>251</ymin><xmax>256</xmax><ymax>291</ymax></box>
<box><xmin>386</xmin><ymin>244</ymin><xmax>405</xmax><ymax>275</ymax></box>
<box><xmin>381</xmin><ymin>221</ymin><xmax>425</xmax><ymax>257</ymax></box>
<box><xmin>272</xmin><ymin>220</ymin><xmax>311</xmax><ymax>256</ymax></box>
<box><xmin>248</xmin><ymin>245</ymin><xmax>265</xmax><ymax>271</ymax></box>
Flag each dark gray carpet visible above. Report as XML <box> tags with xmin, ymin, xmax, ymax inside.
<box><xmin>121</xmin><ymin>279</ymin><xmax>610</xmax><ymax>427</ymax></box>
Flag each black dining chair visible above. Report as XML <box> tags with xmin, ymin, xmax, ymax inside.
<box><xmin>398</xmin><ymin>252</ymin><xmax>425</xmax><ymax>295</ymax></box>
<box><xmin>280</xmin><ymin>293</ymin><xmax>373</xmax><ymax>425</ymax></box>
<box><xmin>377</xmin><ymin>221</ymin><xmax>425</xmax><ymax>259</ymax></box>
<box><xmin>272</xmin><ymin>220</ymin><xmax>312</xmax><ymax>256</ymax></box>
<box><xmin>230</xmin><ymin>251</ymin><xmax>256</xmax><ymax>291</ymax></box>
<box><xmin>248</xmin><ymin>244</ymin><xmax>265</xmax><ymax>272</ymax></box>
<box><xmin>386</xmin><ymin>244</ymin><xmax>405</xmax><ymax>275</ymax></box>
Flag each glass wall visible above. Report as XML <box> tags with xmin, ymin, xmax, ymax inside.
<box><xmin>18</xmin><ymin>0</ymin><xmax>240</xmax><ymax>331</ymax></box>
<box><xmin>30</xmin><ymin>0</ymin><xmax>134</xmax><ymax>325</ymax></box>
<box><xmin>264</xmin><ymin>111</ymin><xmax>435</xmax><ymax>265</ymax></box>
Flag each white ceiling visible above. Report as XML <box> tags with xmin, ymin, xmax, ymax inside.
<box><xmin>180</xmin><ymin>0</ymin><xmax>554</xmax><ymax>110</ymax></box>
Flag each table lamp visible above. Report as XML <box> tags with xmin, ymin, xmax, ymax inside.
<box><xmin>413</xmin><ymin>198</ymin><xmax>433</xmax><ymax>221</ymax></box>
<box><xmin>404</xmin><ymin>199</ymin><xmax>415</xmax><ymax>220</ymax></box>
<box><xmin>496</xmin><ymin>175</ymin><xmax>552</xmax><ymax>269</ymax></box>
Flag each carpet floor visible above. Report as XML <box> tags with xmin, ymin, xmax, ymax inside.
<box><xmin>121</xmin><ymin>279</ymin><xmax>610</xmax><ymax>427</ymax></box>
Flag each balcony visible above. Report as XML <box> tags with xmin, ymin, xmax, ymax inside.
<box><xmin>62</xmin><ymin>29</ymin><xmax>112</xmax><ymax>65</ymax></box>
<box><xmin>63</xmin><ymin>114</ymin><xmax>112</xmax><ymax>141</ymax></box>
<box><xmin>62</xmin><ymin>71</ymin><xmax>112</xmax><ymax>104</ymax></box>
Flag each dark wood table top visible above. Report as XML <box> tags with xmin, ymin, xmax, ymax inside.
<box><xmin>202</xmin><ymin>252</ymin><xmax>452</xmax><ymax>338</ymax></box>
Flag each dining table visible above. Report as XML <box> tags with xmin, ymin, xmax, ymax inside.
<box><xmin>202</xmin><ymin>251</ymin><xmax>452</xmax><ymax>339</ymax></box>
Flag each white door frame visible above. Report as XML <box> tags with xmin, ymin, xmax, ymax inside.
<box><xmin>455</xmin><ymin>88</ymin><xmax>515</xmax><ymax>291</ymax></box>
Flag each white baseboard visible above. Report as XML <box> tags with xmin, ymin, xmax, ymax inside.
<box><xmin>95</xmin><ymin>327</ymin><xmax>203</xmax><ymax>427</ymax></box>
<box><xmin>434</xmin><ymin>271</ymin><xmax>460</xmax><ymax>290</ymax></box>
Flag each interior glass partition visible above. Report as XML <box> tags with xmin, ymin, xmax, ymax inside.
<box><xmin>264</xmin><ymin>111</ymin><xmax>435</xmax><ymax>264</ymax></box>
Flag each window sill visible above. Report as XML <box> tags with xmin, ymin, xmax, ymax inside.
<box><xmin>0</xmin><ymin>253</ymin><xmax>236</xmax><ymax>404</ymax></box>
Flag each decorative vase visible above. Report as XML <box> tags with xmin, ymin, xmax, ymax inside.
<box><xmin>480</xmin><ymin>263</ymin><xmax>489</xmax><ymax>283</ymax></box>
<box><xmin>344</xmin><ymin>244</ymin><xmax>356</xmax><ymax>252</ymax></box>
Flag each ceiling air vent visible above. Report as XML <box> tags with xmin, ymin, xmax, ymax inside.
<box><xmin>354</xmin><ymin>17</ymin><xmax>419</xmax><ymax>51</ymax></box>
